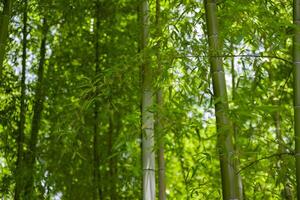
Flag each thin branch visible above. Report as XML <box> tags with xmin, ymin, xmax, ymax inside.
<box><xmin>237</xmin><ymin>152</ymin><xmax>293</xmax><ymax>174</ymax></box>
<box><xmin>176</xmin><ymin>53</ymin><xmax>292</xmax><ymax>65</ymax></box>
<box><xmin>220</xmin><ymin>54</ymin><xmax>292</xmax><ymax>65</ymax></box>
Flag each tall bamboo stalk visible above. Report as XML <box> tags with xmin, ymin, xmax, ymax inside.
<box><xmin>155</xmin><ymin>0</ymin><xmax>166</xmax><ymax>199</ymax></box>
<box><xmin>273</xmin><ymin>112</ymin><xmax>293</xmax><ymax>199</ymax></box>
<box><xmin>93</xmin><ymin>1</ymin><xmax>103</xmax><ymax>199</ymax></box>
<box><xmin>294</xmin><ymin>1</ymin><xmax>300</xmax><ymax>198</ymax></box>
<box><xmin>231</xmin><ymin>44</ymin><xmax>244</xmax><ymax>200</ymax></box>
<box><xmin>204</xmin><ymin>0</ymin><xmax>239</xmax><ymax>199</ymax></box>
<box><xmin>108</xmin><ymin>113</ymin><xmax>118</xmax><ymax>200</ymax></box>
<box><xmin>140</xmin><ymin>0</ymin><xmax>155</xmax><ymax>199</ymax></box>
<box><xmin>23</xmin><ymin>18</ymin><xmax>48</xmax><ymax>199</ymax></box>
<box><xmin>14</xmin><ymin>0</ymin><xmax>27</xmax><ymax>199</ymax></box>
<box><xmin>0</xmin><ymin>0</ymin><xmax>12</xmax><ymax>79</ymax></box>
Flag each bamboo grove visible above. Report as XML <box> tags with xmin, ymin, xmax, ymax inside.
<box><xmin>0</xmin><ymin>0</ymin><xmax>300</xmax><ymax>199</ymax></box>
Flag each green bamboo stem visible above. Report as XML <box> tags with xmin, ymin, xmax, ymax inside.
<box><xmin>155</xmin><ymin>0</ymin><xmax>166</xmax><ymax>199</ymax></box>
<box><xmin>23</xmin><ymin>18</ymin><xmax>48</xmax><ymax>199</ymax></box>
<box><xmin>0</xmin><ymin>0</ymin><xmax>12</xmax><ymax>79</ymax></box>
<box><xmin>204</xmin><ymin>0</ymin><xmax>239</xmax><ymax>199</ymax></box>
<box><xmin>14</xmin><ymin>0</ymin><xmax>27</xmax><ymax>199</ymax></box>
<box><xmin>293</xmin><ymin>0</ymin><xmax>300</xmax><ymax>198</ymax></box>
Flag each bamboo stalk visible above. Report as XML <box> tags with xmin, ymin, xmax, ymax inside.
<box><xmin>204</xmin><ymin>0</ymin><xmax>239</xmax><ymax>199</ymax></box>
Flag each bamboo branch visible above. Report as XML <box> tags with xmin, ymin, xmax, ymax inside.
<box><xmin>237</xmin><ymin>152</ymin><xmax>293</xmax><ymax>174</ymax></box>
<box><xmin>176</xmin><ymin>53</ymin><xmax>292</xmax><ymax>65</ymax></box>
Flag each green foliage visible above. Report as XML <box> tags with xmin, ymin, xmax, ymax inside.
<box><xmin>0</xmin><ymin>0</ymin><xmax>296</xmax><ymax>199</ymax></box>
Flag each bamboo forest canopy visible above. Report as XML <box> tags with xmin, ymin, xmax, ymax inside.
<box><xmin>0</xmin><ymin>0</ymin><xmax>299</xmax><ymax>199</ymax></box>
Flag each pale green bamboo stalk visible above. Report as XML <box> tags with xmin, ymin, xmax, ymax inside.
<box><xmin>231</xmin><ymin>44</ymin><xmax>244</xmax><ymax>200</ymax></box>
<box><xmin>140</xmin><ymin>0</ymin><xmax>155</xmax><ymax>199</ymax></box>
<box><xmin>155</xmin><ymin>0</ymin><xmax>166</xmax><ymax>199</ymax></box>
